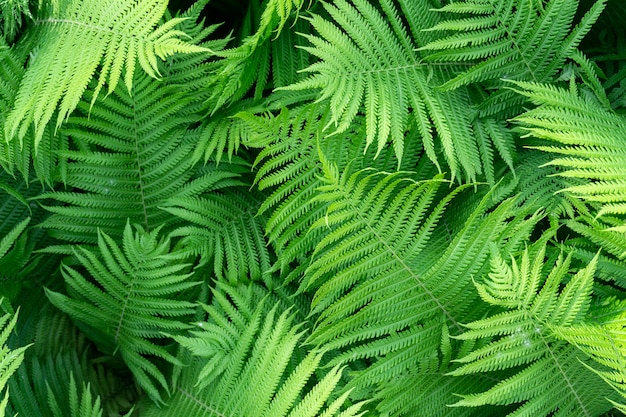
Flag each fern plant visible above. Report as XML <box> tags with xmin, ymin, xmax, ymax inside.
<box><xmin>1</xmin><ymin>0</ymin><xmax>626</xmax><ymax>416</ymax></box>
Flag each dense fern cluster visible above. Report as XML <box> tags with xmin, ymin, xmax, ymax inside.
<box><xmin>1</xmin><ymin>0</ymin><xmax>626</xmax><ymax>415</ymax></box>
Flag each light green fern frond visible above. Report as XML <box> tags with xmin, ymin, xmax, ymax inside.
<box><xmin>550</xmin><ymin>298</ymin><xmax>626</xmax><ymax>410</ymax></box>
<box><xmin>450</xmin><ymin>243</ymin><xmax>617</xmax><ymax>415</ymax></box>
<box><xmin>513</xmin><ymin>81</ymin><xmax>626</xmax><ymax>229</ymax></box>
<box><xmin>242</xmin><ymin>101</ymin><xmax>429</xmax><ymax>283</ymax></box>
<box><xmin>4</xmin><ymin>0</ymin><xmax>211</xmax><ymax>147</ymax></box>
<box><xmin>45</xmin><ymin>223</ymin><xmax>198</xmax><ymax>403</ymax></box>
<box><xmin>148</xmin><ymin>280</ymin><xmax>365</xmax><ymax>417</ymax></box>
<box><xmin>282</xmin><ymin>0</ymin><xmax>482</xmax><ymax>180</ymax></box>
<box><xmin>242</xmin><ymin>103</ymin><xmax>339</xmax><ymax>278</ymax></box>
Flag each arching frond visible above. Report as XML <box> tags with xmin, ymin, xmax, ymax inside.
<box><xmin>450</xmin><ymin>243</ymin><xmax>617</xmax><ymax>415</ymax></box>
<box><xmin>4</xmin><ymin>0</ymin><xmax>211</xmax><ymax>147</ymax></box>
<box><xmin>551</xmin><ymin>298</ymin><xmax>626</xmax><ymax>410</ymax></box>
<box><xmin>301</xmin><ymin>157</ymin><xmax>540</xmax><ymax>412</ymax></box>
<box><xmin>35</xmin><ymin>60</ymin><xmax>241</xmax><ymax>245</ymax></box>
<box><xmin>282</xmin><ymin>0</ymin><xmax>480</xmax><ymax>180</ymax></box>
<box><xmin>243</xmin><ymin>100</ymin><xmax>430</xmax><ymax>282</ymax></box>
<box><xmin>146</xmin><ymin>281</ymin><xmax>365</xmax><ymax>417</ymax></box>
<box><xmin>513</xmin><ymin>81</ymin><xmax>626</xmax><ymax>228</ymax></box>
<box><xmin>45</xmin><ymin>223</ymin><xmax>198</xmax><ymax>403</ymax></box>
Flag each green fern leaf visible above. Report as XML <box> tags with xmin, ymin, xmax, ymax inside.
<box><xmin>148</xmin><ymin>281</ymin><xmax>365</xmax><ymax>417</ymax></box>
<box><xmin>206</xmin><ymin>0</ymin><xmax>307</xmax><ymax>112</ymax></box>
<box><xmin>7</xmin><ymin>307</ymin><xmax>138</xmax><ymax>417</ymax></box>
<box><xmin>282</xmin><ymin>0</ymin><xmax>480</xmax><ymax>180</ymax></box>
<box><xmin>421</xmin><ymin>0</ymin><xmax>606</xmax><ymax>90</ymax></box>
<box><xmin>513</xmin><ymin>81</ymin><xmax>626</xmax><ymax>228</ymax></box>
<box><xmin>450</xmin><ymin>243</ymin><xmax>616</xmax><ymax>415</ymax></box>
<box><xmin>0</xmin><ymin>304</ymin><xmax>29</xmax><ymax>417</ymax></box>
<box><xmin>4</xmin><ymin>0</ymin><xmax>211</xmax><ymax>147</ymax></box>
<box><xmin>301</xmin><ymin>156</ymin><xmax>539</xmax><ymax>414</ymax></box>
<box><xmin>0</xmin><ymin>216</ymin><xmax>29</xmax><ymax>260</ymax></box>
<box><xmin>35</xmin><ymin>60</ymin><xmax>241</xmax><ymax>245</ymax></box>
<box><xmin>45</xmin><ymin>223</ymin><xmax>198</xmax><ymax>403</ymax></box>
<box><xmin>551</xmin><ymin>298</ymin><xmax>626</xmax><ymax>410</ymax></box>
<box><xmin>48</xmin><ymin>375</ymin><xmax>104</xmax><ymax>417</ymax></box>
<box><xmin>0</xmin><ymin>0</ymin><xmax>31</xmax><ymax>42</ymax></box>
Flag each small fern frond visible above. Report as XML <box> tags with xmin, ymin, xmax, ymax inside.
<box><xmin>45</xmin><ymin>223</ymin><xmax>198</xmax><ymax>403</ymax></box>
<box><xmin>0</xmin><ymin>0</ymin><xmax>31</xmax><ymax>42</ymax></box>
<box><xmin>282</xmin><ymin>0</ymin><xmax>479</xmax><ymax>180</ymax></box>
<box><xmin>0</xmin><ymin>216</ymin><xmax>29</xmax><ymax>260</ymax></box>
<box><xmin>48</xmin><ymin>375</ymin><xmax>104</xmax><ymax>417</ymax></box>
<box><xmin>565</xmin><ymin>217</ymin><xmax>626</xmax><ymax>260</ymax></box>
<box><xmin>513</xmin><ymin>81</ymin><xmax>626</xmax><ymax>227</ymax></box>
<box><xmin>450</xmin><ymin>243</ymin><xmax>616</xmax><ymax>415</ymax></box>
<box><xmin>7</xmin><ymin>306</ymin><xmax>138</xmax><ymax>417</ymax></box>
<box><xmin>206</xmin><ymin>0</ymin><xmax>307</xmax><ymax>112</ymax></box>
<box><xmin>148</xmin><ymin>281</ymin><xmax>365</xmax><ymax>417</ymax></box>
<box><xmin>4</xmin><ymin>0</ymin><xmax>211</xmax><ymax>147</ymax></box>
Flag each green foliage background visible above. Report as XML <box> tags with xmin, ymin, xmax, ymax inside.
<box><xmin>1</xmin><ymin>0</ymin><xmax>626</xmax><ymax>415</ymax></box>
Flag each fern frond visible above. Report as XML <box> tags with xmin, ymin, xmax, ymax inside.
<box><xmin>0</xmin><ymin>216</ymin><xmax>29</xmax><ymax>260</ymax></box>
<box><xmin>36</xmin><ymin>62</ymin><xmax>241</xmax><ymax>244</ymax></box>
<box><xmin>45</xmin><ymin>223</ymin><xmax>198</xmax><ymax>403</ymax></box>
<box><xmin>513</xmin><ymin>81</ymin><xmax>626</xmax><ymax>227</ymax></box>
<box><xmin>421</xmin><ymin>0</ymin><xmax>606</xmax><ymax>91</ymax></box>
<box><xmin>0</xmin><ymin>0</ymin><xmax>31</xmax><ymax>42</ymax></box>
<box><xmin>450</xmin><ymin>243</ymin><xmax>616</xmax><ymax>415</ymax></box>
<box><xmin>147</xmin><ymin>281</ymin><xmax>365</xmax><ymax>417</ymax></box>
<box><xmin>304</xmin><ymin>164</ymin><xmax>527</xmax><ymax>348</ymax></box>
<box><xmin>162</xmin><ymin>189</ymin><xmax>272</xmax><ymax>285</ymax></box>
<box><xmin>4</xmin><ymin>0</ymin><xmax>211</xmax><ymax>147</ymax></box>
<box><xmin>0</xmin><ymin>37</ymin><xmax>28</xmax><ymax>178</ymax></box>
<box><xmin>550</xmin><ymin>298</ymin><xmax>626</xmax><ymax>409</ymax></box>
<box><xmin>564</xmin><ymin>217</ymin><xmax>626</xmax><ymax>260</ymax></box>
<box><xmin>282</xmin><ymin>0</ymin><xmax>480</xmax><ymax>180</ymax></box>
<box><xmin>0</xmin><ymin>304</ymin><xmax>29</xmax><ymax>417</ymax></box>
<box><xmin>300</xmin><ymin>157</ymin><xmax>541</xmax><ymax>412</ymax></box>
<box><xmin>242</xmin><ymin>103</ymin><xmax>337</xmax><ymax>278</ymax></box>
<box><xmin>7</xmin><ymin>303</ymin><xmax>138</xmax><ymax>417</ymax></box>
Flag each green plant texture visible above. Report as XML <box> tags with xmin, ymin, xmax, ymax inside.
<box><xmin>1</xmin><ymin>0</ymin><xmax>626</xmax><ymax>415</ymax></box>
